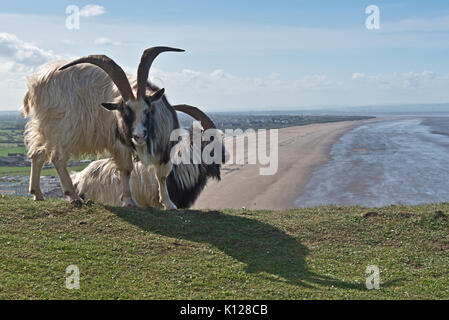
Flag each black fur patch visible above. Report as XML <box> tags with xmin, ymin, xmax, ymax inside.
<box><xmin>121</xmin><ymin>106</ymin><xmax>135</xmax><ymax>142</ymax></box>
<box><xmin>115</xmin><ymin>125</ymin><xmax>133</xmax><ymax>150</ymax></box>
<box><xmin>115</xmin><ymin>105</ymin><xmax>136</xmax><ymax>149</ymax></box>
<box><xmin>167</xmin><ymin>164</ymin><xmax>207</xmax><ymax>209</ymax></box>
<box><xmin>166</xmin><ymin>163</ymin><xmax>221</xmax><ymax>209</ymax></box>
<box><xmin>161</xmin><ymin>96</ymin><xmax>180</xmax><ymax>165</ymax></box>
<box><xmin>143</xmin><ymin>95</ymin><xmax>181</xmax><ymax>165</ymax></box>
<box><xmin>143</xmin><ymin>98</ymin><xmax>155</xmax><ymax>156</ymax></box>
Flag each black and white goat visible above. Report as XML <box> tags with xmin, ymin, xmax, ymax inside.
<box><xmin>71</xmin><ymin>105</ymin><xmax>225</xmax><ymax>208</ymax></box>
<box><xmin>21</xmin><ymin>47</ymin><xmax>184</xmax><ymax>208</ymax></box>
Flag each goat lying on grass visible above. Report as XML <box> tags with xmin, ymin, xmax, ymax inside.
<box><xmin>71</xmin><ymin>105</ymin><xmax>226</xmax><ymax>208</ymax></box>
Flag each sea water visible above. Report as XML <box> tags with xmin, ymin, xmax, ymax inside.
<box><xmin>295</xmin><ymin>117</ymin><xmax>449</xmax><ymax>207</ymax></box>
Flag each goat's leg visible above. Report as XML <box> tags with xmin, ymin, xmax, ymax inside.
<box><xmin>155</xmin><ymin>163</ymin><xmax>177</xmax><ymax>210</ymax></box>
<box><xmin>119</xmin><ymin>169</ymin><xmax>137</xmax><ymax>207</ymax></box>
<box><xmin>51</xmin><ymin>153</ymin><xmax>84</xmax><ymax>205</ymax></box>
<box><xmin>111</xmin><ymin>147</ymin><xmax>137</xmax><ymax>207</ymax></box>
<box><xmin>29</xmin><ymin>150</ymin><xmax>46</xmax><ymax>201</ymax></box>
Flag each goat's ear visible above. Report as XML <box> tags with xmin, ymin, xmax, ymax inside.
<box><xmin>150</xmin><ymin>88</ymin><xmax>165</xmax><ymax>102</ymax></box>
<box><xmin>101</xmin><ymin>103</ymin><xmax>121</xmax><ymax>111</ymax></box>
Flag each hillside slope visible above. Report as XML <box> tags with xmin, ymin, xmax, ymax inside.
<box><xmin>1</xmin><ymin>196</ymin><xmax>448</xmax><ymax>299</ymax></box>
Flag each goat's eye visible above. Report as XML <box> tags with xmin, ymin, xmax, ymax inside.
<box><xmin>121</xmin><ymin>106</ymin><xmax>133</xmax><ymax>119</ymax></box>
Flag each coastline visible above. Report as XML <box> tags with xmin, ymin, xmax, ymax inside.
<box><xmin>193</xmin><ymin>118</ymin><xmax>382</xmax><ymax>210</ymax></box>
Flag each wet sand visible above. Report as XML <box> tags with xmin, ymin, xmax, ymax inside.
<box><xmin>296</xmin><ymin>116</ymin><xmax>449</xmax><ymax>208</ymax></box>
<box><xmin>193</xmin><ymin>119</ymin><xmax>377</xmax><ymax>210</ymax></box>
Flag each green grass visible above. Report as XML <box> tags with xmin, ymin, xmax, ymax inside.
<box><xmin>1</xmin><ymin>197</ymin><xmax>448</xmax><ymax>300</ymax></box>
<box><xmin>0</xmin><ymin>146</ymin><xmax>26</xmax><ymax>157</ymax></box>
<box><xmin>0</xmin><ymin>165</ymin><xmax>89</xmax><ymax>177</ymax></box>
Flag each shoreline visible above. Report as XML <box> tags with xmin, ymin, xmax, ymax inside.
<box><xmin>193</xmin><ymin>118</ymin><xmax>384</xmax><ymax>210</ymax></box>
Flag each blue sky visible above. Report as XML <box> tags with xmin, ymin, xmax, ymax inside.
<box><xmin>1</xmin><ymin>1</ymin><xmax>449</xmax><ymax>110</ymax></box>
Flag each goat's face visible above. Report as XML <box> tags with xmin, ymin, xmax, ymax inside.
<box><xmin>102</xmin><ymin>88</ymin><xmax>165</xmax><ymax>146</ymax></box>
<box><xmin>59</xmin><ymin>46</ymin><xmax>184</xmax><ymax>147</ymax></box>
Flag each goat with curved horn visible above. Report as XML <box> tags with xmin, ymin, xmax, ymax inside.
<box><xmin>22</xmin><ymin>46</ymin><xmax>187</xmax><ymax>210</ymax></box>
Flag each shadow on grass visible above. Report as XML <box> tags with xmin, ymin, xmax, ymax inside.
<box><xmin>107</xmin><ymin>207</ymin><xmax>383</xmax><ymax>290</ymax></box>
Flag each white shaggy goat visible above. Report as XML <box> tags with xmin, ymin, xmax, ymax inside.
<box><xmin>21</xmin><ymin>47</ymin><xmax>184</xmax><ymax>209</ymax></box>
<box><xmin>71</xmin><ymin>105</ymin><xmax>226</xmax><ymax>208</ymax></box>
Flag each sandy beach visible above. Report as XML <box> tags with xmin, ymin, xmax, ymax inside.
<box><xmin>193</xmin><ymin>119</ymin><xmax>376</xmax><ymax>210</ymax></box>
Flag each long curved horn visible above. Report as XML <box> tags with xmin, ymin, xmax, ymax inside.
<box><xmin>137</xmin><ymin>46</ymin><xmax>185</xmax><ymax>99</ymax></box>
<box><xmin>173</xmin><ymin>104</ymin><xmax>216</xmax><ymax>130</ymax></box>
<box><xmin>59</xmin><ymin>55</ymin><xmax>135</xmax><ymax>102</ymax></box>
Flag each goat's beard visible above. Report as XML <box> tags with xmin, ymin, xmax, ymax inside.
<box><xmin>132</xmin><ymin>138</ymin><xmax>147</xmax><ymax>146</ymax></box>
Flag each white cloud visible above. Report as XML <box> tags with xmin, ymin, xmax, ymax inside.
<box><xmin>398</xmin><ymin>71</ymin><xmax>437</xmax><ymax>89</ymax></box>
<box><xmin>94</xmin><ymin>37</ymin><xmax>121</xmax><ymax>46</ymax></box>
<box><xmin>0</xmin><ymin>61</ymin><xmax>15</xmax><ymax>73</ymax></box>
<box><xmin>294</xmin><ymin>75</ymin><xmax>337</xmax><ymax>89</ymax></box>
<box><xmin>0</xmin><ymin>33</ymin><xmax>59</xmax><ymax>110</ymax></box>
<box><xmin>210</xmin><ymin>69</ymin><xmax>229</xmax><ymax>80</ymax></box>
<box><xmin>352</xmin><ymin>72</ymin><xmax>367</xmax><ymax>80</ymax></box>
<box><xmin>0</xmin><ymin>33</ymin><xmax>56</xmax><ymax>70</ymax></box>
<box><xmin>352</xmin><ymin>71</ymin><xmax>441</xmax><ymax>89</ymax></box>
<box><xmin>79</xmin><ymin>4</ymin><xmax>106</xmax><ymax>18</ymax></box>
<box><xmin>156</xmin><ymin>68</ymin><xmax>449</xmax><ymax>109</ymax></box>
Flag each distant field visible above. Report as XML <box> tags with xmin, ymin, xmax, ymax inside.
<box><xmin>0</xmin><ymin>123</ymin><xmax>91</xmax><ymax>176</ymax></box>
<box><xmin>0</xmin><ymin>146</ymin><xmax>26</xmax><ymax>157</ymax></box>
<box><xmin>0</xmin><ymin>127</ymin><xmax>25</xmax><ymax>157</ymax></box>
<box><xmin>0</xmin><ymin>165</ymin><xmax>89</xmax><ymax>177</ymax></box>
<box><xmin>209</xmin><ymin>115</ymin><xmax>375</xmax><ymax>132</ymax></box>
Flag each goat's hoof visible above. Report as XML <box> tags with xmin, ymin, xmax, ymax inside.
<box><xmin>31</xmin><ymin>190</ymin><xmax>45</xmax><ymax>201</ymax></box>
<box><xmin>163</xmin><ymin>201</ymin><xmax>177</xmax><ymax>211</ymax></box>
<box><xmin>122</xmin><ymin>198</ymin><xmax>137</xmax><ymax>208</ymax></box>
<box><xmin>70</xmin><ymin>199</ymin><xmax>84</xmax><ymax>207</ymax></box>
<box><xmin>85</xmin><ymin>200</ymin><xmax>94</xmax><ymax>206</ymax></box>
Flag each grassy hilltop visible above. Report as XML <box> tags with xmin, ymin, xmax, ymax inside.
<box><xmin>1</xmin><ymin>196</ymin><xmax>448</xmax><ymax>300</ymax></box>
